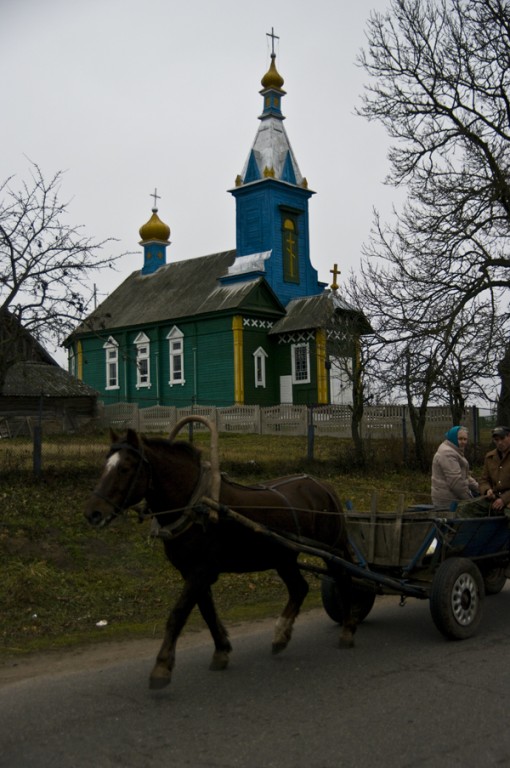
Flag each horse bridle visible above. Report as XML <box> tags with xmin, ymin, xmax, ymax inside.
<box><xmin>92</xmin><ymin>441</ymin><xmax>151</xmax><ymax>525</ymax></box>
<box><xmin>92</xmin><ymin>440</ymin><xmax>219</xmax><ymax>539</ymax></box>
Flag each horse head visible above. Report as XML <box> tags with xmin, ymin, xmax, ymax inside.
<box><xmin>85</xmin><ymin>428</ymin><xmax>150</xmax><ymax>528</ymax></box>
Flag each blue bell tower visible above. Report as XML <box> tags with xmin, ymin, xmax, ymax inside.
<box><xmin>226</xmin><ymin>31</ymin><xmax>326</xmax><ymax>306</ymax></box>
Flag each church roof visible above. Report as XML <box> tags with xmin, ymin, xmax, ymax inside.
<box><xmin>70</xmin><ymin>250</ymin><xmax>284</xmax><ymax>337</ymax></box>
<box><xmin>269</xmin><ymin>292</ymin><xmax>373</xmax><ymax>335</ymax></box>
<box><xmin>240</xmin><ymin>120</ymin><xmax>306</xmax><ymax>187</ymax></box>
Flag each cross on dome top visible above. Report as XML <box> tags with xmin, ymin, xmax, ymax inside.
<box><xmin>266</xmin><ymin>27</ymin><xmax>279</xmax><ymax>56</ymax></box>
<box><xmin>151</xmin><ymin>187</ymin><xmax>161</xmax><ymax>211</ymax></box>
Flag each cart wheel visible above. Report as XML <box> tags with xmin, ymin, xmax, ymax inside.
<box><xmin>481</xmin><ymin>567</ymin><xmax>507</xmax><ymax>595</ymax></box>
<box><xmin>321</xmin><ymin>578</ymin><xmax>376</xmax><ymax>625</ymax></box>
<box><xmin>430</xmin><ymin>558</ymin><xmax>484</xmax><ymax>640</ymax></box>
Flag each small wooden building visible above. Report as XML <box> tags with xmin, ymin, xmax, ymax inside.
<box><xmin>0</xmin><ymin>311</ymin><xmax>99</xmax><ymax>435</ymax></box>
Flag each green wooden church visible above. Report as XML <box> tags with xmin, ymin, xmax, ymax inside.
<box><xmin>65</xmin><ymin>39</ymin><xmax>370</xmax><ymax>409</ymax></box>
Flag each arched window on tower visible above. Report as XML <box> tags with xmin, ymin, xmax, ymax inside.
<box><xmin>282</xmin><ymin>215</ymin><xmax>299</xmax><ymax>284</ymax></box>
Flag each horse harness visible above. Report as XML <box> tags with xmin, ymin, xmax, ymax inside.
<box><xmin>149</xmin><ymin>461</ymin><xmax>217</xmax><ymax>541</ymax></box>
<box><xmin>150</xmin><ymin>470</ymin><xmax>334</xmax><ymax>544</ymax></box>
<box><xmin>95</xmin><ymin>440</ymin><xmax>335</xmax><ymax>546</ymax></box>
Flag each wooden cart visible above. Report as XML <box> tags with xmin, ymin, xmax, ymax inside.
<box><xmin>320</xmin><ymin>499</ymin><xmax>510</xmax><ymax>639</ymax></box>
<box><xmin>172</xmin><ymin>417</ymin><xmax>510</xmax><ymax>642</ymax></box>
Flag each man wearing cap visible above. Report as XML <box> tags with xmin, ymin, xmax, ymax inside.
<box><xmin>460</xmin><ymin>426</ymin><xmax>510</xmax><ymax>516</ymax></box>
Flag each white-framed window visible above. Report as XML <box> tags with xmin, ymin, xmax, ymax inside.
<box><xmin>103</xmin><ymin>336</ymin><xmax>120</xmax><ymax>390</ymax></box>
<box><xmin>291</xmin><ymin>342</ymin><xmax>310</xmax><ymax>384</ymax></box>
<box><xmin>134</xmin><ymin>332</ymin><xmax>151</xmax><ymax>389</ymax></box>
<box><xmin>253</xmin><ymin>346</ymin><xmax>267</xmax><ymax>388</ymax></box>
<box><xmin>68</xmin><ymin>348</ymin><xmax>76</xmax><ymax>378</ymax></box>
<box><xmin>167</xmin><ymin>326</ymin><xmax>185</xmax><ymax>386</ymax></box>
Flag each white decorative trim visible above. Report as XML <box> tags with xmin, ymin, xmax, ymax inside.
<box><xmin>277</xmin><ymin>331</ymin><xmax>314</xmax><ymax>344</ymax></box>
<box><xmin>243</xmin><ymin>317</ymin><xmax>274</xmax><ymax>329</ymax></box>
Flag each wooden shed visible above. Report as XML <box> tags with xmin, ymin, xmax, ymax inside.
<box><xmin>0</xmin><ymin>360</ymin><xmax>99</xmax><ymax>435</ymax></box>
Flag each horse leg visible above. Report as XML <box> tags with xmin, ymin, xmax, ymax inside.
<box><xmin>272</xmin><ymin>560</ymin><xmax>309</xmax><ymax>654</ymax></box>
<box><xmin>149</xmin><ymin>578</ymin><xmax>200</xmax><ymax>690</ymax></box>
<box><xmin>332</xmin><ymin>565</ymin><xmax>357</xmax><ymax>648</ymax></box>
<box><xmin>197</xmin><ymin>586</ymin><xmax>232</xmax><ymax>671</ymax></box>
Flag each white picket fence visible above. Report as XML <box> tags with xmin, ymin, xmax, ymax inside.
<box><xmin>100</xmin><ymin>402</ymin><xmax>477</xmax><ymax>443</ymax></box>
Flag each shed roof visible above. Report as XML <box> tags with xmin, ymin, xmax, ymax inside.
<box><xmin>2</xmin><ymin>361</ymin><xmax>99</xmax><ymax>398</ymax></box>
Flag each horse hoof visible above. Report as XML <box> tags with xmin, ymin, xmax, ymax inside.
<box><xmin>149</xmin><ymin>665</ymin><xmax>172</xmax><ymax>689</ymax></box>
<box><xmin>272</xmin><ymin>641</ymin><xmax>287</xmax><ymax>654</ymax></box>
<box><xmin>209</xmin><ymin>651</ymin><xmax>230</xmax><ymax>671</ymax></box>
<box><xmin>338</xmin><ymin>634</ymin><xmax>355</xmax><ymax>649</ymax></box>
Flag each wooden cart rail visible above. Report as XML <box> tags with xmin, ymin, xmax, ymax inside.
<box><xmin>345</xmin><ymin>508</ymin><xmax>510</xmax><ymax>571</ymax></box>
<box><xmin>200</xmin><ymin>497</ymin><xmax>510</xmax><ymax>603</ymax></box>
<box><xmin>200</xmin><ymin>496</ymin><xmax>430</xmax><ymax>599</ymax></box>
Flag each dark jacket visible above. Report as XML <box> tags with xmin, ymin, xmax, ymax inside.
<box><xmin>479</xmin><ymin>447</ymin><xmax>510</xmax><ymax>506</ymax></box>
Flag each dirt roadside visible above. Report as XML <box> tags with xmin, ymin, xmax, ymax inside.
<box><xmin>0</xmin><ymin>611</ymin><xmax>311</xmax><ymax>687</ymax></box>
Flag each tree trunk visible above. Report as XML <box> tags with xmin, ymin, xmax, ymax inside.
<box><xmin>350</xmin><ymin>342</ymin><xmax>365</xmax><ymax>465</ymax></box>
<box><xmin>408</xmin><ymin>402</ymin><xmax>429</xmax><ymax>471</ymax></box>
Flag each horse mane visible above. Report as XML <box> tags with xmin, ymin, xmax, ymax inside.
<box><xmin>142</xmin><ymin>435</ymin><xmax>202</xmax><ymax>466</ymax></box>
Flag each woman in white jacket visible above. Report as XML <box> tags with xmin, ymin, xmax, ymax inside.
<box><xmin>431</xmin><ymin>426</ymin><xmax>479</xmax><ymax>507</ymax></box>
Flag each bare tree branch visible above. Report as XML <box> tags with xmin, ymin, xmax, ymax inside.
<box><xmin>0</xmin><ymin>161</ymin><xmax>128</xmax><ymax>378</ymax></box>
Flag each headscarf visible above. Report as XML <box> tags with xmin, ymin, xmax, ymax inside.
<box><xmin>444</xmin><ymin>426</ymin><xmax>467</xmax><ymax>446</ymax></box>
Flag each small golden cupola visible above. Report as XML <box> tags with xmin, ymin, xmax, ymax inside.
<box><xmin>139</xmin><ymin>189</ymin><xmax>171</xmax><ymax>275</ymax></box>
<box><xmin>261</xmin><ymin>52</ymin><xmax>285</xmax><ymax>91</ymax></box>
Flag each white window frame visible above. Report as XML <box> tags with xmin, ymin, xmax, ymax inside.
<box><xmin>291</xmin><ymin>342</ymin><xmax>310</xmax><ymax>384</ymax></box>
<box><xmin>103</xmin><ymin>336</ymin><xmax>120</xmax><ymax>390</ymax></box>
<box><xmin>253</xmin><ymin>346</ymin><xmax>268</xmax><ymax>388</ymax></box>
<box><xmin>134</xmin><ymin>332</ymin><xmax>151</xmax><ymax>389</ymax></box>
<box><xmin>167</xmin><ymin>326</ymin><xmax>185</xmax><ymax>386</ymax></box>
<box><xmin>69</xmin><ymin>348</ymin><xmax>76</xmax><ymax>378</ymax></box>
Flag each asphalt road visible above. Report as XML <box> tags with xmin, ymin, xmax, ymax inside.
<box><xmin>2</xmin><ymin>589</ymin><xmax>510</xmax><ymax>768</ymax></box>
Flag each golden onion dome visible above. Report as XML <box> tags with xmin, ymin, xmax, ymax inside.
<box><xmin>261</xmin><ymin>53</ymin><xmax>284</xmax><ymax>90</ymax></box>
<box><xmin>139</xmin><ymin>209</ymin><xmax>170</xmax><ymax>243</ymax></box>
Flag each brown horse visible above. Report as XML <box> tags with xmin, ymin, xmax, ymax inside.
<box><xmin>85</xmin><ymin>425</ymin><xmax>357</xmax><ymax>689</ymax></box>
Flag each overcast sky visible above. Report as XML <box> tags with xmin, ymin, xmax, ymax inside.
<box><xmin>1</xmin><ymin>0</ymin><xmax>396</xmax><ymax>361</ymax></box>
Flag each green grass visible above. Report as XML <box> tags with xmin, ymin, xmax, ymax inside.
<box><xmin>0</xmin><ymin>432</ymin><xmax>434</xmax><ymax>660</ymax></box>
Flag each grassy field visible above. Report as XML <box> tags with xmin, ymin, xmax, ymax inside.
<box><xmin>0</xmin><ymin>431</ymin><xmax>434</xmax><ymax>659</ymax></box>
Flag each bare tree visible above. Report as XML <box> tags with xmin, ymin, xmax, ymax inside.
<box><xmin>323</xmin><ymin>289</ymin><xmax>374</xmax><ymax>464</ymax></box>
<box><xmin>345</xmin><ymin>226</ymin><xmax>503</xmax><ymax>467</ymax></box>
<box><xmin>327</xmin><ymin>335</ymin><xmax>367</xmax><ymax>464</ymax></box>
<box><xmin>357</xmin><ymin>0</ymin><xmax>510</xmax><ymax>420</ymax></box>
<box><xmin>0</xmin><ymin>162</ymin><xmax>122</xmax><ymax>382</ymax></box>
